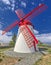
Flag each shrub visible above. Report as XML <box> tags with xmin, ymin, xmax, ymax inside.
<box><xmin>0</xmin><ymin>58</ymin><xmax>3</xmax><ymax>62</ymax></box>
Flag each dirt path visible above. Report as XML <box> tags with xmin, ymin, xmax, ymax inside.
<box><xmin>0</xmin><ymin>55</ymin><xmax>18</xmax><ymax>65</ymax></box>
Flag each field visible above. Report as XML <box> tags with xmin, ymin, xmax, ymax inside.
<box><xmin>0</xmin><ymin>44</ymin><xmax>51</xmax><ymax>65</ymax></box>
<box><xmin>34</xmin><ymin>44</ymin><xmax>51</xmax><ymax>65</ymax></box>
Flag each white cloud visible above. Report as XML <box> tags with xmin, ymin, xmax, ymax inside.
<box><xmin>6</xmin><ymin>32</ymin><xmax>13</xmax><ymax>36</ymax></box>
<box><xmin>0</xmin><ymin>24</ymin><xmax>2</xmax><ymax>29</ymax></box>
<box><xmin>34</xmin><ymin>29</ymin><xmax>39</xmax><ymax>34</ymax></box>
<box><xmin>0</xmin><ymin>22</ymin><xmax>12</xmax><ymax>44</ymax></box>
<box><xmin>2</xmin><ymin>0</ymin><xmax>10</xmax><ymax>5</ymax></box>
<box><xmin>31</xmin><ymin>2</ymin><xmax>35</xmax><ymax>5</ymax></box>
<box><xmin>21</xmin><ymin>1</ymin><xmax>26</xmax><ymax>8</ymax></box>
<box><xmin>1</xmin><ymin>0</ymin><xmax>27</xmax><ymax>11</ymax></box>
<box><xmin>0</xmin><ymin>22</ymin><xmax>4</xmax><ymax>29</ymax></box>
<box><xmin>36</xmin><ymin>33</ymin><xmax>51</xmax><ymax>44</ymax></box>
<box><xmin>33</xmin><ymin>29</ymin><xmax>51</xmax><ymax>44</ymax></box>
<box><xmin>0</xmin><ymin>30</ymin><xmax>12</xmax><ymax>43</ymax></box>
<box><xmin>10</xmin><ymin>0</ymin><xmax>15</xmax><ymax>11</ymax></box>
<box><xmin>39</xmin><ymin>3</ymin><xmax>42</xmax><ymax>6</ymax></box>
<box><xmin>2</xmin><ymin>0</ymin><xmax>15</xmax><ymax>11</ymax></box>
<box><xmin>11</xmin><ymin>3</ymin><xmax>15</xmax><ymax>11</ymax></box>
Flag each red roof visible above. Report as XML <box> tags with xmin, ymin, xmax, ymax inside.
<box><xmin>19</xmin><ymin>20</ymin><xmax>33</xmax><ymax>26</ymax></box>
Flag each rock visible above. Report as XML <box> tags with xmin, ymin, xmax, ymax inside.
<box><xmin>4</xmin><ymin>49</ymin><xmax>42</xmax><ymax>65</ymax></box>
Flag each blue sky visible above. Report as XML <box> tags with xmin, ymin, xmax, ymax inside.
<box><xmin>0</xmin><ymin>0</ymin><xmax>51</xmax><ymax>44</ymax></box>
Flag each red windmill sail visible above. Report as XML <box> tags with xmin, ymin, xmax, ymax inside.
<box><xmin>15</xmin><ymin>9</ymin><xmax>25</xmax><ymax>20</ymax></box>
<box><xmin>2</xmin><ymin>4</ymin><xmax>47</xmax><ymax>34</ymax></box>
<box><xmin>20</xmin><ymin>25</ymin><xmax>34</xmax><ymax>48</ymax></box>
<box><xmin>20</xmin><ymin>24</ymin><xmax>38</xmax><ymax>48</ymax></box>
<box><xmin>2</xmin><ymin>4</ymin><xmax>48</xmax><ymax>49</ymax></box>
<box><xmin>2</xmin><ymin>21</ymin><xmax>19</xmax><ymax>35</ymax></box>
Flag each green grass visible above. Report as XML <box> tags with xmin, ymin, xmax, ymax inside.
<box><xmin>48</xmin><ymin>48</ymin><xmax>51</xmax><ymax>53</ymax></box>
<box><xmin>38</xmin><ymin>43</ymin><xmax>51</xmax><ymax>53</ymax></box>
<box><xmin>38</xmin><ymin>43</ymin><xmax>51</xmax><ymax>47</ymax></box>
<box><xmin>0</xmin><ymin>47</ymin><xmax>12</xmax><ymax>52</ymax></box>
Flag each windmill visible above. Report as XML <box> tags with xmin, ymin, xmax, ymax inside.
<box><xmin>2</xmin><ymin>4</ymin><xmax>48</xmax><ymax>53</ymax></box>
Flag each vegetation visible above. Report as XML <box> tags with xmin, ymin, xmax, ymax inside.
<box><xmin>34</xmin><ymin>54</ymin><xmax>51</xmax><ymax>65</ymax></box>
<box><xmin>0</xmin><ymin>58</ymin><xmax>3</xmax><ymax>62</ymax></box>
<box><xmin>0</xmin><ymin>47</ymin><xmax>11</xmax><ymax>52</ymax></box>
<box><xmin>9</xmin><ymin>33</ymin><xmax>16</xmax><ymax>46</ymax></box>
<box><xmin>34</xmin><ymin>43</ymin><xmax>51</xmax><ymax>65</ymax></box>
<box><xmin>38</xmin><ymin>43</ymin><xmax>50</xmax><ymax>47</ymax></box>
<box><xmin>38</xmin><ymin>42</ymin><xmax>51</xmax><ymax>53</ymax></box>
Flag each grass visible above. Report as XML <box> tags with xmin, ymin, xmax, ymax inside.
<box><xmin>0</xmin><ymin>47</ymin><xmax>11</xmax><ymax>58</ymax></box>
<box><xmin>38</xmin><ymin>43</ymin><xmax>51</xmax><ymax>53</ymax></box>
<box><xmin>34</xmin><ymin>43</ymin><xmax>51</xmax><ymax>65</ymax></box>
<box><xmin>0</xmin><ymin>47</ymin><xmax>11</xmax><ymax>52</ymax></box>
<box><xmin>34</xmin><ymin>54</ymin><xmax>51</xmax><ymax>65</ymax></box>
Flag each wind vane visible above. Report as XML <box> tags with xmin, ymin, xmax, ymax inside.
<box><xmin>2</xmin><ymin>4</ymin><xmax>48</xmax><ymax>53</ymax></box>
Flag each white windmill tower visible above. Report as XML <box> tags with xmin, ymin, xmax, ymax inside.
<box><xmin>2</xmin><ymin>4</ymin><xmax>48</xmax><ymax>53</ymax></box>
<box><xmin>14</xmin><ymin>20</ymin><xmax>39</xmax><ymax>53</ymax></box>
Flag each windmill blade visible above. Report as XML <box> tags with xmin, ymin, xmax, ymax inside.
<box><xmin>25</xmin><ymin>25</ymin><xmax>38</xmax><ymax>44</ymax></box>
<box><xmin>15</xmin><ymin>9</ymin><xmax>25</xmax><ymax>20</ymax></box>
<box><xmin>22</xmin><ymin>4</ymin><xmax>48</xmax><ymax>20</ymax></box>
<box><xmin>20</xmin><ymin>24</ymin><xmax>38</xmax><ymax>48</ymax></box>
<box><xmin>26</xmin><ymin>4</ymin><xmax>48</xmax><ymax>20</ymax></box>
<box><xmin>2</xmin><ymin>21</ymin><xmax>19</xmax><ymax>35</ymax></box>
<box><xmin>24</xmin><ymin>25</ymin><xmax>38</xmax><ymax>49</ymax></box>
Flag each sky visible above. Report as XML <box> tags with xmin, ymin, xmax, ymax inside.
<box><xmin>0</xmin><ymin>0</ymin><xmax>51</xmax><ymax>44</ymax></box>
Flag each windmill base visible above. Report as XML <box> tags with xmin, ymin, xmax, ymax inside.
<box><xmin>14</xmin><ymin>41</ymin><xmax>39</xmax><ymax>53</ymax></box>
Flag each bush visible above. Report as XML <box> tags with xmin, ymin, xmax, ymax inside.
<box><xmin>0</xmin><ymin>58</ymin><xmax>3</xmax><ymax>62</ymax></box>
<box><xmin>9</xmin><ymin>33</ymin><xmax>16</xmax><ymax>46</ymax></box>
<box><xmin>9</xmin><ymin>41</ymin><xmax>15</xmax><ymax>46</ymax></box>
<box><xmin>18</xmin><ymin>59</ymin><xmax>21</xmax><ymax>61</ymax></box>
